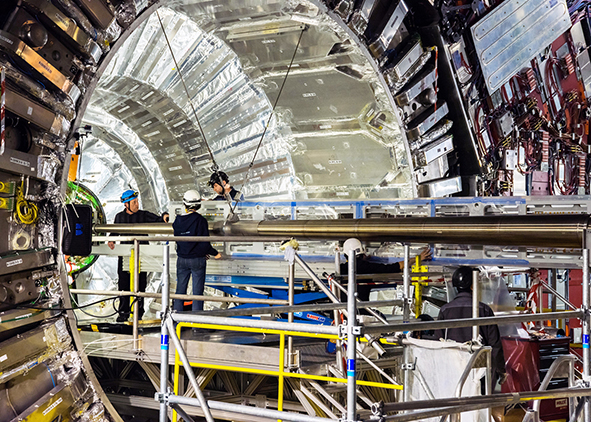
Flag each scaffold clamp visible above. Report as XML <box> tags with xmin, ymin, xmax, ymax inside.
<box><xmin>338</xmin><ymin>324</ymin><xmax>362</xmax><ymax>338</ymax></box>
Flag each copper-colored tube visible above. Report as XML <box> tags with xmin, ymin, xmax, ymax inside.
<box><xmin>95</xmin><ymin>214</ymin><xmax>590</xmax><ymax>248</ymax></box>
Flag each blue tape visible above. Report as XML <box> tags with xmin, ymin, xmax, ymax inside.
<box><xmin>161</xmin><ymin>345</ymin><xmax>169</xmax><ymax>350</ymax></box>
<box><xmin>347</xmin><ymin>371</ymin><xmax>355</xmax><ymax>377</ymax></box>
<box><xmin>161</xmin><ymin>335</ymin><xmax>169</xmax><ymax>345</ymax></box>
<box><xmin>347</xmin><ymin>359</ymin><xmax>355</xmax><ymax>372</ymax></box>
<box><xmin>584</xmin><ymin>334</ymin><xmax>589</xmax><ymax>349</ymax></box>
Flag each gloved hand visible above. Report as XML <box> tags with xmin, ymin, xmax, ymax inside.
<box><xmin>498</xmin><ymin>373</ymin><xmax>508</xmax><ymax>385</ymax></box>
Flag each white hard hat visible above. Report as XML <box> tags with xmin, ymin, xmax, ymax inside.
<box><xmin>183</xmin><ymin>190</ymin><xmax>201</xmax><ymax>208</ymax></box>
<box><xmin>343</xmin><ymin>238</ymin><xmax>364</xmax><ymax>257</ymax></box>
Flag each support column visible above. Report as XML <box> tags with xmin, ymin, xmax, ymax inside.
<box><xmin>472</xmin><ymin>269</ymin><xmax>479</xmax><ymax>342</ymax></box>
<box><xmin>159</xmin><ymin>243</ymin><xmax>170</xmax><ymax>422</ymax></box>
<box><xmin>402</xmin><ymin>244</ymin><xmax>411</xmax><ymax>403</ymax></box>
<box><xmin>583</xmin><ymin>246</ymin><xmax>590</xmax><ymax>422</ymax></box>
<box><xmin>133</xmin><ymin>239</ymin><xmax>140</xmax><ymax>350</ymax></box>
<box><xmin>346</xmin><ymin>243</ymin><xmax>358</xmax><ymax>422</ymax></box>
<box><xmin>166</xmin><ymin>318</ymin><xmax>215</xmax><ymax>422</ymax></box>
<box><xmin>403</xmin><ymin>245</ymin><xmax>410</xmax><ymax>323</ymax></box>
<box><xmin>288</xmin><ymin>261</ymin><xmax>295</xmax><ymax>368</ymax></box>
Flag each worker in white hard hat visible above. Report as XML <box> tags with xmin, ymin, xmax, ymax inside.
<box><xmin>172</xmin><ymin>190</ymin><xmax>221</xmax><ymax>314</ymax></box>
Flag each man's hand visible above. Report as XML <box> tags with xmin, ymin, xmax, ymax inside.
<box><xmin>163</xmin><ymin>213</ymin><xmax>169</xmax><ymax>223</ymax></box>
<box><xmin>214</xmin><ymin>253</ymin><xmax>222</xmax><ymax>259</ymax></box>
<box><xmin>418</xmin><ymin>246</ymin><xmax>432</xmax><ymax>262</ymax></box>
<box><xmin>108</xmin><ymin>241</ymin><xmax>115</xmax><ymax>250</ymax></box>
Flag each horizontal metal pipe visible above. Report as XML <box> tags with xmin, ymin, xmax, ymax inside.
<box><xmin>95</xmin><ymin>223</ymin><xmax>172</xmax><ymax>235</ymax></box>
<box><xmin>203</xmin><ymin>299</ymin><xmax>403</xmax><ymax>317</ymax></box>
<box><xmin>380</xmin><ymin>404</ymin><xmax>499</xmax><ymax>422</ymax></box>
<box><xmin>69</xmin><ymin>289</ymin><xmax>287</xmax><ymax>305</ymax></box>
<box><xmin>377</xmin><ymin>386</ymin><xmax>591</xmax><ymax>414</ymax></box>
<box><xmin>96</xmin><ymin>214</ymin><xmax>590</xmax><ymax>248</ymax></box>
<box><xmin>171</xmin><ymin>313</ymin><xmax>338</xmax><ymax>335</ymax></box>
<box><xmin>92</xmin><ymin>235</ymin><xmax>288</xmax><ymax>243</ymax></box>
<box><xmin>222</xmin><ymin>215</ymin><xmax>590</xmax><ymax>248</ymax></box>
<box><xmin>367</xmin><ymin>310</ymin><xmax>584</xmax><ymax>336</ymax></box>
<box><xmin>344</xmin><ymin>272</ymin><xmax>445</xmax><ymax>280</ymax></box>
<box><xmin>167</xmin><ymin>394</ymin><xmax>332</xmax><ymax>422</ymax></box>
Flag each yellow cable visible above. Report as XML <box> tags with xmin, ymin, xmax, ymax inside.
<box><xmin>15</xmin><ymin>183</ymin><xmax>38</xmax><ymax>225</ymax></box>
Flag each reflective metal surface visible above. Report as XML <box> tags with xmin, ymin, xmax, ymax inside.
<box><xmin>0</xmin><ymin>30</ymin><xmax>81</xmax><ymax>102</ymax></box>
<box><xmin>82</xmin><ymin>1</ymin><xmax>410</xmax><ymax>203</ymax></box>
<box><xmin>471</xmin><ymin>0</ymin><xmax>572</xmax><ymax>93</ymax></box>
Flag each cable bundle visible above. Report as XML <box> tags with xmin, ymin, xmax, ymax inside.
<box><xmin>15</xmin><ymin>180</ymin><xmax>38</xmax><ymax>225</ymax></box>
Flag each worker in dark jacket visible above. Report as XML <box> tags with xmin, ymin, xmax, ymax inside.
<box><xmin>108</xmin><ymin>189</ymin><xmax>169</xmax><ymax>322</ymax></box>
<box><xmin>208</xmin><ymin>171</ymin><xmax>243</xmax><ymax>202</ymax></box>
<box><xmin>435</xmin><ymin>266</ymin><xmax>507</xmax><ymax>387</ymax></box>
<box><xmin>173</xmin><ymin>190</ymin><xmax>221</xmax><ymax>312</ymax></box>
<box><xmin>339</xmin><ymin>247</ymin><xmax>432</xmax><ymax>302</ymax></box>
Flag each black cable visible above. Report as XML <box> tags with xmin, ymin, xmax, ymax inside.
<box><xmin>229</xmin><ymin>26</ymin><xmax>308</xmax><ymax>216</ymax></box>
<box><xmin>155</xmin><ymin>11</ymin><xmax>218</xmax><ymax>170</ymax></box>
<box><xmin>17</xmin><ymin>293</ymin><xmax>140</xmax><ymax>311</ymax></box>
<box><xmin>70</xmin><ymin>292</ymin><xmax>122</xmax><ymax>319</ymax></box>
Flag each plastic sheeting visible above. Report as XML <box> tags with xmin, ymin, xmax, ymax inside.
<box><xmin>406</xmin><ymin>339</ymin><xmax>488</xmax><ymax>422</ymax></box>
<box><xmin>500</xmin><ymin>337</ymin><xmax>540</xmax><ymax>393</ymax></box>
<box><xmin>478</xmin><ymin>268</ymin><xmax>520</xmax><ymax>335</ymax></box>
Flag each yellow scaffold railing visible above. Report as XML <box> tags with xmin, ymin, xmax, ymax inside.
<box><xmin>172</xmin><ymin>322</ymin><xmax>402</xmax><ymax>420</ymax></box>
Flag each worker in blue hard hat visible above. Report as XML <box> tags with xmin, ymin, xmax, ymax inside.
<box><xmin>108</xmin><ymin>189</ymin><xmax>169</xmax><ymax>322</ymax></box>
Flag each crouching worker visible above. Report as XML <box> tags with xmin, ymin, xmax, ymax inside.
<box><xmin>435</xmin><ymin>266</ymin><xmax>507</xmax><ymax>390</ymax></box>
<box><xmin>173</xmin><ymin>190</ymin><xmax>221</xmax><ymax>313</ymax></box>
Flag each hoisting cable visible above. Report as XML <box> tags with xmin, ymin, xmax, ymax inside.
<box><xmin>228</xmin><ymin>26</ymin><xmax>308</xmax><ymax>218</ymax></box>
<box><xmin>156</xmin><ymin>11</ymin><xmax>219</xmax><ymax>171</ymax></box>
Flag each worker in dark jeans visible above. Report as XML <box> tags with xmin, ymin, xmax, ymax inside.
<box><xmin>435</xmin><ymin>266</ymin><xmax>507</xmax><ymax>391</ymax></box>
<box><xmin>173</xmin><ymin>190</ymin><xmax>221</xmax><ymax>313</ymax></box>
<box><xmin>108</xmin><ymin>189</ymin><xmax>169</xmax><ymax>322</ymax></box>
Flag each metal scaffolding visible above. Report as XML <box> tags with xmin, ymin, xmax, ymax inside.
<box><xmin>89</xmin><ymin>215</ymin><xmax>591</xmax><ymax>422</ymax></box>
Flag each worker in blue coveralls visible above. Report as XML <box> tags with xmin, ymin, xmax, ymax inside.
<box><xmin>173</xmin><ymin>189</ymin><xmax>221</xmax><ymax>313</ymax></box>
<box><xmin>108</xmin><ymin>189</ymin><xmax>169</xmax><ymax>322</ymax></box>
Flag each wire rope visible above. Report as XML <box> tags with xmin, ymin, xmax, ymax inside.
<box><xmin>229</xmin><ymin>26</ymin><xmax>307</xmax><ymax>216</ymax></box>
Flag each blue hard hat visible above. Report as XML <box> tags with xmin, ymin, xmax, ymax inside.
<box><xmin>121</xmin><ymin>189</ymin><xmax>138</xmax><ymax>203</ymax></box>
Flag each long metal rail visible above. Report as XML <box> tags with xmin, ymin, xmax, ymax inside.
<box><xmin>96</xmin><ymin>213</ymin><xmax>590</xmax><ymax>248</ymax></box>
<box><xmin>366</xmin><ymin>310</ymin><xmax>584</xmax><ymax>335</ymax></box>
<box><xmin>376</xmin><ymin>386</ymin><xmax>591</xmax><ymax>413</ymax></box>
<box><xmin>70</xmin><ymin>288</ymin><xmax>287</xmax><ymax>305</ymax></box>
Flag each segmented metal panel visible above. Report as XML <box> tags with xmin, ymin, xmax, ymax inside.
<box><xmin>471</xmin><ymin>0</ymin><xmax>571</xmax><ymax>93</ymax></box>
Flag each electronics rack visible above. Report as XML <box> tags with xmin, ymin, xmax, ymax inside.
<box><xmin>0</xmin><ymin>0</ymin><xmax>125</xmax><ymax>421</ymax></box>
<box><xmin>325</xmin><ymin>0</ymin><xmax>591</xmax><ymax>198</ymax></box>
